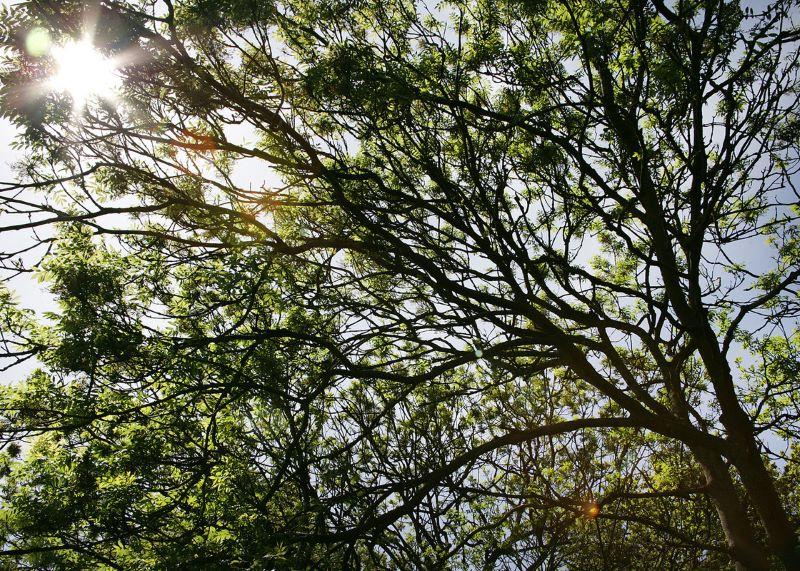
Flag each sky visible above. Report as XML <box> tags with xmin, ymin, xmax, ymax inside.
<box><xmin>0</xmin><ymin>116</ymin><xmax>56</xmax><ymax>382</ymax></box>
<box><xmin>1</xmin><ymin>0</ymin><xmax>54</xmax><ymax>324</ymax></box>
<box><xmin>0</xmin><ymin>0</ymin><xmax>795</xmax><ymax>402</ymax></box>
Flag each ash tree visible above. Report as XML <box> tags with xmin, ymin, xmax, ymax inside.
<box><xmin>1</xmin><ymin>0</ymin><xmax>800</xmax><ymax>568</ymax></box>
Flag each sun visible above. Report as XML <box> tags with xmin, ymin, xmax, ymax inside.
<box><xmin>48</xmin><ymin>39</ymin><xmax>119</xmax><ymax>107</ymax></box>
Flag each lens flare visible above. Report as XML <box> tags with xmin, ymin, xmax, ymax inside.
<box><xmin>25</xmin><ymin>27</ymin><xmax>51</xmax><ymax>57</ymax></box>
<box><xmin>49</xmin><ymin>39</ymin><xmax>119</xmax><ymax>107</ymax></box>
<box><xmin>584</xmin><ymin>502</ymin><xmax>601</xmax><ymax>519</ymax></box>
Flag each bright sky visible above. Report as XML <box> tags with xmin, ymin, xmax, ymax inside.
<box><xmin>0</xmin><ymin>115</ymin><xmax>57</xmax><ymax>382</ymax></box>
<box><xmin>0</xmin><ymin>0</ymin><xmax>791</xmax><ymax>393</ymax></box>
<box><xmin>0</xmin><ymin>2</ymin><xmax>274</xmax><ymax>383</ymax></box>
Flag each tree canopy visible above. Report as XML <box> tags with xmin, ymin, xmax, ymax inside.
<box><xmin>1</xmin><ymin>0</ymin><xmax>800</xmax><ymax>568</ymax></box>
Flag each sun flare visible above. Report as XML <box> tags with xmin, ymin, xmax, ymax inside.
<box><xmin>48</xmin><ymin>39</ymin><xmax>119</xmax><ymax>107</ymax></box>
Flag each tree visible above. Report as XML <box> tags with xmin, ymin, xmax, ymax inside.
<box><xmin>0</xmin><ymin>0</ymin><xmax>799</xmax><ymax>568</ymax></box>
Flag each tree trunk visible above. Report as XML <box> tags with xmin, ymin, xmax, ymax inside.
<box><xmin>691</xmin><ymin>334</ymin><xmax>799</xmax><ymax>569</ymax></box>
<box><xmin>691</xmin><ymin>446</ymin><xmax>771</xmax><ymax>571</ymax></box>
<box><xmin>729</xmin><ymin>435</ymin><xmax>800</xmax><ymax>570</ymax></box>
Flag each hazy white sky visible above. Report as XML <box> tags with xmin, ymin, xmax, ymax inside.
<box><xmin>0</xmin><ymin>0</ymin><xmax>792</xmax><ymax>387</ymax></box>
<box><xmin>0</xmin><ymin>115</ymin><xmax>58</xmax><ymax>382</ymax></box>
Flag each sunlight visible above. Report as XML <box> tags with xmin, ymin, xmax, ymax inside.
<box><xmin>584</xmin><ymin>502</ymin><xmax>601</xmax><ymax>519</ymax></box>
<box><xmin>48</xmin><ymin>39</ymin><xmax>119</xmax><ymax>107</ymax></box>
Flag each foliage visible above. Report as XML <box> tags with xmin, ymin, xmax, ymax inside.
<box><xmin>0</xmin><ymin>0</ymin><xmax>799</xmax><ymax>568</ymax></box>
